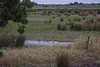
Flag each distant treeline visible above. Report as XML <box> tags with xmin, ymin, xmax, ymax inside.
<box><xmin>34</xmin><ymin>2</ymin><xmax>100</xmax><ymax>6</ymax></box>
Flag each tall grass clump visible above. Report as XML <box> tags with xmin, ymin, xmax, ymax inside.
<box><xmin>74</xmin><ymin>17</ymin><xmax>82</xmax><ymax>22</ymax></box>
<box><xmin>68</xmin><ymin>19</ymin><xmax>100</xmax><ymax>31</ymax></box>
<box><xmin>0</xmin><ymin>34</ymin><xmax>25</xmax><ymax>48</ymax></box>
<box><xmin>57</xmin><ymin>13</ymin><xmax>61</xmax><ymax>17</ymax></box>
<box><xmin>79</xmin><ymin>12</ymin><xmax>89</xmax><ymax>16</ymax></box>
<box><xmin>56</xmin><ymin>52</ymin><xmax>70</xmax><ymax>67</ymax></box>
<box><xmin>84</xmin><ymin>19</ymin><xmax>100</xmax><ymax>31</ymax></box>
<box><xmin>73</xmin><ymin>36</ymin><xmax>100</xmax><ymax>58</ymax></box>
<box><xmin>57</xmin><ymin>24</ymin><xmax>67</xmax><ymax>31</ymax></box>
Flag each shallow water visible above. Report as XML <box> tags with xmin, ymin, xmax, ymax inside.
<box><xmin>25</xmin><ymin>40</ymin><xmax>72</xmax><ymax>46</ymax></box>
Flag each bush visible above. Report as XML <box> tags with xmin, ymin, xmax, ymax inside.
<box><xmin>68</xmin><ymin>19</ymin><xmax>100</xmax><ymax>31</ymax></box>
<box><xmin>57</xmin><ymin>24</ymin><xmax>67</xmax><ymax>31</ymax></box>
<box><xmin>0</xmin><ymin>51</ymin><xmax>3</xmax><ymax>58</ymax></box>
<box><xmin>60</xmin><ymin>17</ymin><xmax>64</xmax><ymax>22</ymax></box>
<box><xmin>49</xmin><ymin>20</ymin><xmax>52</xmax><ymax>23</ymax></box>
<box><xmin>56</xmin><ymin>52</ymin><xmax>70</xmax><ymax>67</ymax></box>
<box><xmin>16</xmin><ymin>34</ymin><xmax>25</xmax><ymax>47</ymax></box>
<box><xmin>57</xmin><ymin>24</ymin><xmax>61</xmax><ymax>31</ymax></box>
<box><xmin>73</xmin><ymin>23</ymin><xmax>83</xmax><ymax>31</ymax></box>
<box><xmin>74</xmin><ymin>17</ymin><xmax>82</xmax><ymax>22</ymax></box>
<box><xmin>93</xmin><ymin>13</ymin><xmax>96</xmax><ymax>16</ymax></box>
<box><xmin>79</xmin><ymin>12</ymin><xmax>88</xmax><ymax>16</ymax></box>
<box><xmin>57</xmin><ymin>13</ymin><xmax>61</xmax><ymax>17</ymax></box>
<box><xmin>83</xmin><ymin>17</ymin><xmax>85</xmax><ymax>20</ymax></box>
<box><xmin>0</xmin><ymin>34</ymin><xmax>25</xmax><ymax>48</ymax></box>
<box><xmin>17</xmin><ymin>25</ymin><xmax>25</xmax><ymax>34</ymax></box>
<box><xmin>44</xmin><ymin>21</ymin><xmax>47</xmax><ymax>24</ymax></box>
<box><xmin>51</xmin><ymin>16</ymin><xmax>55</xmax><ymax>19</ymax></box>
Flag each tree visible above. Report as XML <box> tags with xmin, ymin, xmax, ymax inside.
<box><xmin>74</xmin><ymin>2</ymin><xmax>79</xmax><ymax>5</ymax></box>
<box><xmin>21</xmin><ymin>0</ymin><xmax>34</xmax><ymax>8</ymax></box>
<box><xmin>0</xmin><ymin>0</ymin><xmax>28</xmax><ymax>34</ymax></box>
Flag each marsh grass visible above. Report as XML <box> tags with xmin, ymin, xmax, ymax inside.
<box><xmin>56</xmin><ymin>52</ymin><xmax>70</xmax><ymax>67</ymax></box>
<box><xmin>0</xmin><ymin>37</ymin><xmax>100</xmax><ymax>67</ymax></box>
<box><xmin>74</xmin><ymin>35</ymin><xmax>100</xmax><ymax>59</ymax></box>
<box><xmin>0</xmin><ymin>33</ymin><xmax>25</xmax><ymax>48</ymax></box>
<box><xmin>0</xmin><ymin>14</ymin><xmax>100</xmax><ymax>41</ymax></box>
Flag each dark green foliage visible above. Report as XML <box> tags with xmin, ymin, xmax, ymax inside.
<box><xmin>56</xmin><ymin>53</ymin><xmax>70</xmax><ymax>67</ymax></box>
<box><xmin>16</xmin><ymin>34</ymin><xmax>25</xmax><ymax>47</ymax></box>
<box><xmin>0</xmin><ymin>0</ymin><xmax>28</xmax><ymax>27</ymax></box>
<box><xmin>21</xmin><ymin>0</ymin><xmax>34</xmax><ymax>8</ymax></box>
<box><xmin>17</xmin><ymin>25</ymin><xmax>25</xmax><ymax>34</ymax></box>
<box><xmin>0</xmin><ymin>34</ymin><xmax>25</xmax><ymax>48</ymax></box>
<box><xmin>0</xmin><ymin>51</ymin><xmax>3</xmax><ymax>58</ymax></box>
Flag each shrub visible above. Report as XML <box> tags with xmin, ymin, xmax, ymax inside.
<box><xmin>84</xmin><ymin>19</ymin><xmax>100</xmax><ymax>31</ymax></box>
<box><xmin>83</xmin><ymin>17</ymin><xmax>85</xmax><ymax>20</ymax></box>
<box><xmin>57</xmin><ymin>24</ymin><xmax>67</xmax><ymax>31</ymax></box>
<box><xmin>73</xmin><ymin>23</ymin><xmax>83</xmax><ymax>31</ymax></box>
<box><xmin>43</xmin><ymin>5</ymin><xmax>48</xmax><ymax>7</ymax></box>
<box><xmin>68</xmin><ymin>19</ymin><xmax>100</xmax><ymax>31</ymax></box>
<box><xmin>0</xmin><ymin>34</ymin><xmax>25</xmax><ymax>48</ymax></box>
<box><xmin>97</xmin><ymin>11</ymin><xmax>100</xmax><ymax>14</ymax></box>
<box><xmin>57</xmin><ymin>13</ymin><xmax>61</xmax><ymax>17</ymax></box>
<box><xmin>17</xmin><ymin>25</ymin><xmax>25</xmax><ymax>34</ymax></box>
<box><xmin>51</xmin><ymin>16</ymin><xmax>55</xmax><ymax>19</ymax></box>
<box><xmin>49</xmin><ymin>20</ymin><xmax>52</xmax><ymax>23</ymax></box>
<box><xmin>61</xmin><ymin>25</ymin><xmax>67</xmax><ymax>31</ymax></box>
<box><xmin>56</xmin><ymin>52</ymin><xmax>70</xmax><ymax>67</ymax></box>
<box><xmin>60</xmin><ymin>17</ymin><xmax>64</xmax><ymax>22</ymax></box>
<box><xmin>79</xmin><ymin>12</ymin><xmax>88</xmax><ymax>16</ymax></box>
<box><xmin>44</xmin><ymin>21</ymin><xmax>47</xmax><ymax>24</ymax></box>
<box><xmin>74</xmin><ymin>17</ymin><xmax>82</xmax><ymax>22</ymax></box>
<box><xmin>0</xmin><ymin>34</ymin><xmax>16</xmax><ymax>48</ymax></box>
<box><xmin>15</xmin><ymin>34</ymin><xmax>25</xmax><ymax>47</ymax></box>
<box><xmin>57</xmin><ymin>24</ymin><xmax>61</xmax><ymax>30</ymax></box>
<box><xmin>93</xmin><ymin>13</ymin><xmax>96</xmax><ymax>16</ymax></box>
<box><xmin>96</xmin><ymin>18</ymin><xmax>100</xmax><ymax>22</ymax></box>
<box><xmin>68</xmin><ymin>19</ymin><xmax>71</xmax><ymax>21</ymax></box>
<box><xmin>0</xmin><ymin>51</ymin><xmax>3</xmax><ymax>58</ymax></box>
<box><xmin>69</xmin><ymin>21</ymin><xmax>75</xmax><ymax>30</ymax></box>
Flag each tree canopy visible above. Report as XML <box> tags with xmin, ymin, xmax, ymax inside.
<box><xmin>0</xmin><ymin>0</ymin><xmax>28</xmax><ymax>27</ymax></box>
<box><xmin>21</xmin><ymin>0</ymin><xmax>34</xmax><ymax>8</ymax></box>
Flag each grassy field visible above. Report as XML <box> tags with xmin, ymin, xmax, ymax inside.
<box><xmin>0</xmin><ymin>7</ymin><xmax>100</xmax><ymax>67</ymax></box>
<box><xmin>0</xmin><ymin>13</ymin><xmax>100</xmax><ymax>41</ymax></box>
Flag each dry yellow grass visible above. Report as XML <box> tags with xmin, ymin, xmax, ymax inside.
<box><xmin>0</xmin><ymin>36</ymin><xmax>100</xmax><ymax>67</ymax></box>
